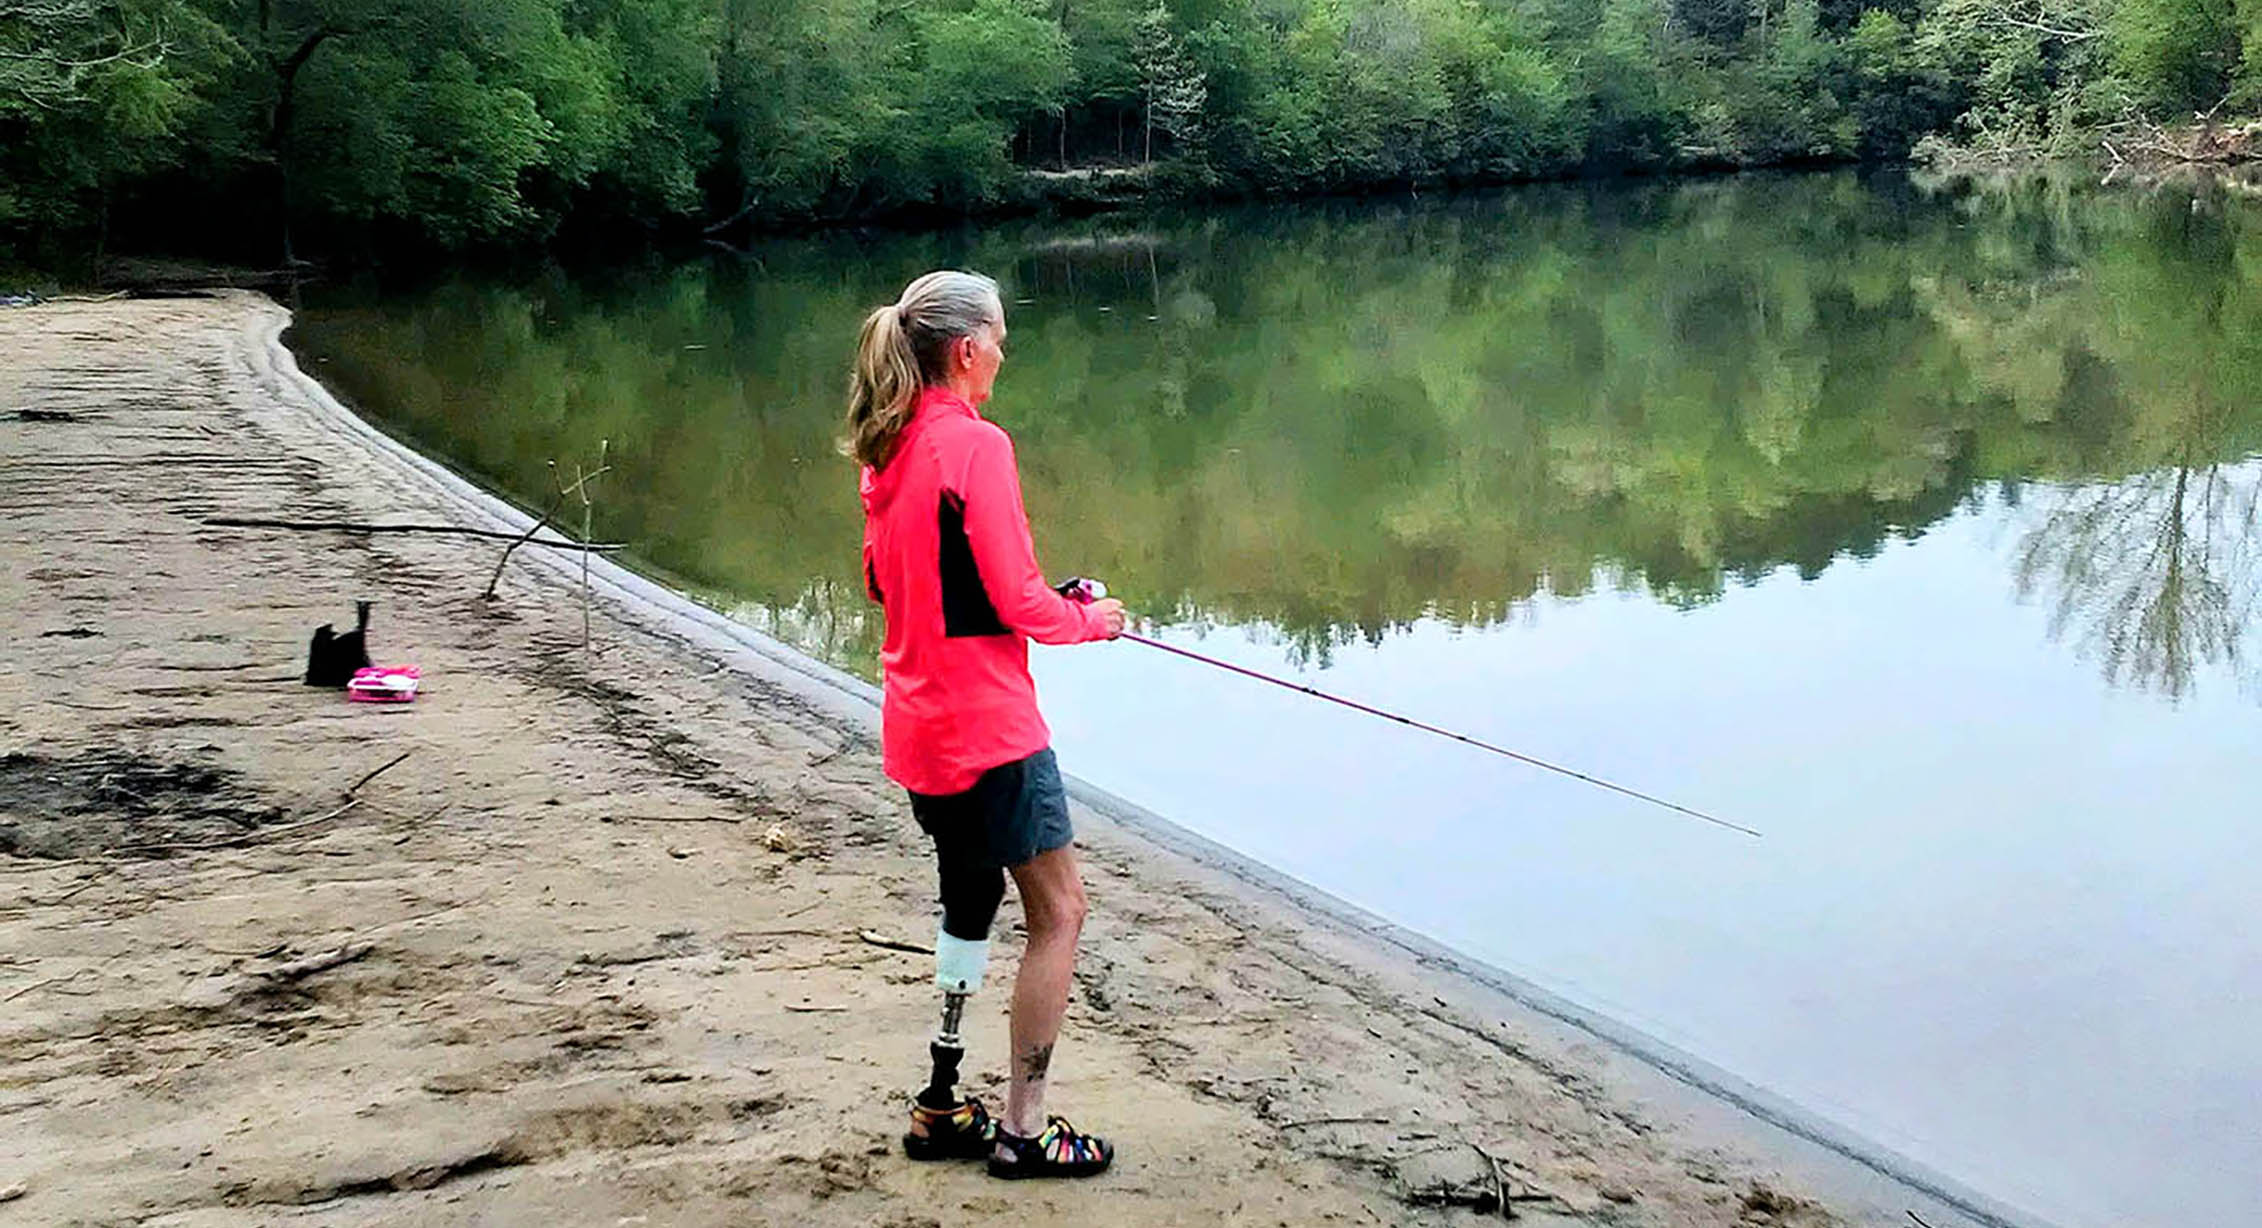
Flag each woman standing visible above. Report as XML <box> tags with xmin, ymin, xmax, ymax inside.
<box><xmin>848</xmin><ymin>270</ymin><xmax>1126</xmax><ymax>1179</ymax></box>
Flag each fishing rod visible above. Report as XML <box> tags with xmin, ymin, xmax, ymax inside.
<box><xmin>1059</xmin><ymin>580</ymin><xmax>1760</xmax><ymax>839</ymax></box>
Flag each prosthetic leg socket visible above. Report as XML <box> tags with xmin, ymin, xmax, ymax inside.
<box><xmin>919</xmin><ymin>933</ymin><xmax>990</xmax><ymax>1109</ymax></box>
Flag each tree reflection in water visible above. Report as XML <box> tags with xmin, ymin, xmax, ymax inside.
<box><xmin>2017</xmin><ymin>459</ymin><xmax>2261</xmax><ymax>702</ymax></box>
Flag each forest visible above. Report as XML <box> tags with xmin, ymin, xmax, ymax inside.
<box><xmin>5</xmin><ymin>0</ymin><xmax>2261</xmax><ymax>260</ymax></box>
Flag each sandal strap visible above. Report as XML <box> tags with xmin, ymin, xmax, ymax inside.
<box><xmin>912</xmin><ymin>1095</ymin><xmax>993</xmax><ymax>1136</ymax></box>
<box><xmin>1037</xmin><ymin>1116</ymin><xmax>1107</xmax><ymax>1165</ymax></box>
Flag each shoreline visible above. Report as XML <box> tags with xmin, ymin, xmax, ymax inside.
<box><xmin>2</xmin><ymin>290</ymin><xmax>2032</xmax><ymax>1227</ymax></box>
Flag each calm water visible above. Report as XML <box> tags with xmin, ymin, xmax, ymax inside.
<box><xmin>296</xmin><ymin>172</ymin><xmax>2262</xmax><ymax>1228</ymax></box>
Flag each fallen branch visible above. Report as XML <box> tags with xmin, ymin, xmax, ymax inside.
<box><xmin>578</xmin><ymin>441</ymin><xmax>609</xmax><ymax>657</ymax></box>
<box><xmin>783</xmin><ymin>1003</ymin><xmax>849</xmax><ymax>1013</ymax></box>
<box><xmin>203</xmin><ymin>516</ymin><xmax>623</xmax><ymax>552</ymax></box>
<box><xmin>703</xmin><ymin>192</ymin><xmax>764</xmax><ymax>235</ymax></box>
<box><xmin>347</xmin><ymin>751</ymin><xmax>412</xmax><ymax>798</ymax></box>
<box><xmin>605</xmin><ymin>813</ymin><xmax>744</xmax><ymax>824</ymax></box>
<box><xmin>857</xmin><ymin>930</ymin><xmax>934</xmax><ymax>956</ymax></box>
<box><xmin>1474</xmin><ymin>1141</ymin><xmax>1509</xmax><ymax>1220</ymax></box>
<box><xmin>264</xmin><ymin>943</ymin><xmax>374</xmax><ymax>983</ymax></box>
<box><xmin>1</xmin><ymin>966</ymin><xmax>103</xmax><ymax>1003</ymax></box>
<box><xmin>484</xmin><ymin>460</ymin><xmax>611</xmax><ymax>600</ymax></box>
<box><xmin>1907</xmin><ymin>1213</ymin><xmax>1938</xmax><ymax>1228</ymax></box>
<box><xmin>80</xmin><ymin>743</ymin><xmax>407</xmax><ymax>859</ymax></box>
<box><xmin>105</xmin><ymin>798</ymin><xmax>359</xmax><ymax>857</ymax></box>
<box><xmin>24</xmin><ymin>877</ymin><xmax>106</xmax><ymax>906</ymax></box>
<box><xmin>1279</xmin><ymin>1115</ymin><xmax>1393</xmax><ymax>1130</ymax></box>
<box><xmin>178</xmin><ymin>943</ymin><xmax>377</xmax><ymax>1012</ymax></box>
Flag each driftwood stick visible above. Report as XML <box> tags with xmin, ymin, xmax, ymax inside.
<box><xmin>857</xmin><ymin>930</ymin><xmax>934</xmax><ymax>956</ymax></box>
<box><xmin>483</xmin><ymin>461</ymin><xmax>613</xmax><ymax>600</ymax></box>
<box><xmin>348</xmin><ymin>751</ymin><xmax>413</xmax><ymax>798</ymax></box>
<box><xmin>26</xmin><ymin>877</ymin><xmax>108</xmax><ymax>906</ymax></box>
<box><xmin>1</xmin><ymin>967</ymin><xmax>103</xmax><ymax>1003</ymax></box>
<box><xmin>263</xmin><ymin>943</ymin><xmax>374</xmax><ymax>983</ymax></box>
<box><xmin>1474</xmin><ymin>1141</ymin><xmax>1510</xmax><ymax>1220</ymax></box>
<box><xmin>1907</xmin><ymin>1213</ymin><xmax>1939</xmax><ymax>1228</ymax></box>
<box><xmin>580</xmin><ymin>440</ymin><xmax>608</xmax><ymax>657</ymax></box>
<box><xmin>202</xmin><ymin>516</ymin><xmax>624</xmax><ymax>551</ymax></box>
<box><xmin>1278</xmin><ymin>1115</ymin><xmax>1393</xmax><ymax>1130</ymax></box>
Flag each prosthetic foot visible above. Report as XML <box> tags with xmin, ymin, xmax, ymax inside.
<box><xmin>903</xmin><ymin>933</ymin><xmax>996</xmax><ymax>1161</ymax></box>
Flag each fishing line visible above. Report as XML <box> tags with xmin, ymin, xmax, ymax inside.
<box><xmin>1116</xmin><ymin>630</ymin><xmax>1763</xmax><ymax>839</ymax></box>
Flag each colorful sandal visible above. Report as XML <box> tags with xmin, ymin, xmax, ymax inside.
<box><xmin>903</xmin><ymin>1095</ymin><xmax>997</xmax><ymax>1161</ymax></box>
<box><xmin>987</xmin><ymin>1115</ymin><xmax>1114</xmax><ymax>1179</ymax></box>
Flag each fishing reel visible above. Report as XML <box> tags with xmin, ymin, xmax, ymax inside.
<box><xmin>1054</xmin><ymin>576</ymin><xmax>1108</xmax><ymax>604</ymax></box>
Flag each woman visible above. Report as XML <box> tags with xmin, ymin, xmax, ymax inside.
<box><xmin>848</xmin><ymin>270</ymin><xmax>1127</xmax><ymax>1179</ymax></box>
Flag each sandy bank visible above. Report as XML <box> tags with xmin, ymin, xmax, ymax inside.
<box><xmin>1</xmin><ymin>292</ymin><xmax>1991</xmax><ymax>1227</ymax></box>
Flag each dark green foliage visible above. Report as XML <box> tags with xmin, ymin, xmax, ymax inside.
<box><xmin>3</xmin><ymin>0</ymin><xmax>2259</xmax><ymax>259</ymax></box>
<box><xmin>2112</xmin><ymin>0</ymin><xmax>2240</xmax><ymax>110</ymax></box>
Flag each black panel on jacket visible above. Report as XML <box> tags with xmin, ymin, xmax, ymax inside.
<box><xmin>938</xmin><ymin>491</ymin><xmax>1008</xmax><ymax>637</ymax></box>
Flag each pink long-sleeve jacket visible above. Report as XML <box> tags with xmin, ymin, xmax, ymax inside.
<box><xmin>860</xmin><ymin>386</ymin><xmax>1114</xmax><ymax>796</ymax></box>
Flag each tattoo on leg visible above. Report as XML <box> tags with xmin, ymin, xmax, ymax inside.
<box><xmin>1020</xmin><ymin>1042</ymin><xmax>1054</xmax><ymax>1083</ymax></box>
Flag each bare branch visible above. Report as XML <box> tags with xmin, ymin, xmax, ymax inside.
<box><xmin>1994</xmin><ymin>12</ymin><xmax>2100</xmax><ymax>41</ymax></box>
<box><xmin>0</xmin><ymin>37</ymin><xmax>166</xmax><ymax>68</ymax></box>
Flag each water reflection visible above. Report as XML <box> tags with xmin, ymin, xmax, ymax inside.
<box><xmin>2016</xmin><ymin>461</ymin><xmax>2262</xmax><ymax>701</ymax></box>
<box><xmin>294</xmin><ymin>172</ymin><xmax>2262</xmax><ymax>699</ymax></box>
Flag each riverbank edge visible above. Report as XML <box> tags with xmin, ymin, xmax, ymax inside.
<box><xmin>249</xmin><ymin>290</ymin><xmax>2047</xmax><ymax>1228</ymax></box>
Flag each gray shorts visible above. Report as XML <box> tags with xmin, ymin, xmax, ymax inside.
<box><xmin>908</xmin><ymin>747</ymin><xmax>1073</xmax><ymax>869</ymax></box>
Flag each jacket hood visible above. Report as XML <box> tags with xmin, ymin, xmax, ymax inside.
<box><xmin>860</xmin><ymin>386</ymin><xmax>976</xmax><ymax>515</ymax></box>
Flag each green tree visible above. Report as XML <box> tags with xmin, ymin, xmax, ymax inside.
<box><xmin>2111</xmin><ymin>0</ymin><xmax>2241</xmax><ymax>112</ymax></box>
<box><xmin>1134</xmin><ymin>2</ymin><xmax>1206</xmax><ymax>161</ymax></box>
<box><xmin>907</xmin><ymin>0</ymin><xmax>1073</xmax><ymax>200</ymax></box>
<box><xmin>0</xmin><ymin>0</ymin><xmax>217</xmax><ymax>253</ymax></box>
<box><xmin>1845</xmin><ymin>9</ymin><xmax>1950</xmax><ymax>154</ymax></box>
<box><xmin>1580</xmin><ymin>0</ymin><xmax>1692</xmax><ymax>166</ymax></box>
<box><xmin>1911</xmin><ymin>0</ymin><xmax>2109</xmax><ymax>153</ymax></box>
<box><xmin>712</xmin><ymin>0</ymin><xmax>884</xmax><ymax>221</ymax></box>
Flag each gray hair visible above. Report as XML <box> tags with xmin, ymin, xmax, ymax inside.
<box><xmin>844</xmin><ymin>270</ymin><xmax>1002</xmax><ymax>468</ymax></box>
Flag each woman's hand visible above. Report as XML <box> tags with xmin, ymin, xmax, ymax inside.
<box><xmin>1089</xmin><ymin>598</ymin><xmax>1127</xmax><ymax>638</ymax></box>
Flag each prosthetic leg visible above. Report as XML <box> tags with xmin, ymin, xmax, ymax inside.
<box><xmin>902</xmin><ymin>931</ymin><xmax>998</xmax><ymax>1159</ymax></box>
<box><xmin>920</xmin><ymin>932</ymin><xmax>986</xmax><ymax>1108</ymax></box>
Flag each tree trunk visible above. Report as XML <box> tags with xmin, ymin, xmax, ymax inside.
<box><xmin>276</xmin><ymin>80</ymin><xmax>299</xmax><ymax>267</ymax></box>
<box><xmin>93</xmin><ymin>181</ymin><xmax>109</xmax><ymax>287</ymax></box>
<box><xmin>270</xmin><ymin>27</ymin><xmax>340</xmax><ymax>268</ymax></box>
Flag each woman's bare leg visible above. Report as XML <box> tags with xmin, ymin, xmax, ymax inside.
<box><xmin>1002</xmin><ymin>843</ymin><xmax>1087</xmax><ymax>1138</ymax></box>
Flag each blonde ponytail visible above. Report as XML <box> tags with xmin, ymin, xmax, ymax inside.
<box><xmin>843</xmin><ymin>270</ymin><xmax>1001</xmax><ymax>469</ymax></box>
<box><xmin>846</xmin><ymin>303</ymin><xmax>920</xmax><ymax>469</ymax></box>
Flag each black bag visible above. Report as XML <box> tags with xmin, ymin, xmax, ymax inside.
<box><xmin>305</xmin><ymin>600</ymin><xmax>373</xmax><ymax>687</ymax></box>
